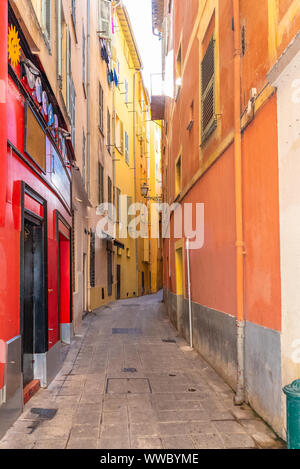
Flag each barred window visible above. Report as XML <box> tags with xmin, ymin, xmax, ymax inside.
<box><xmin>201</xmin><ymin>35</ymin><xmax>217</xmax><ymax>143</ymax></box>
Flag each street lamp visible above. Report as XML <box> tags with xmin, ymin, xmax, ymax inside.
<box><xmin>141</xmin><ymin>183</ymin><xmax>162</xmax><ymax>202</ymax></box>
<box><xmin>141</xmin><ymin>183</ymin><xmax>149</xmax><ymax>198</ymax></box>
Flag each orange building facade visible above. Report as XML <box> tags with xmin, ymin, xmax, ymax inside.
<box><xmin>152</xmin><ymin>0</ymin><xmax>300</xmax><ymax>438</ymax></box>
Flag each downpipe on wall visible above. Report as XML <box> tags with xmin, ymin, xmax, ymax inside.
<box><xmin>233</xmin><ymin>0</ymin><xmax>246</xmax><ymax>406</ymax></box>
<box><xmin>186</xmin><ymin>239</ymin><xmax>193</xmax><ymax>349</ymax></box>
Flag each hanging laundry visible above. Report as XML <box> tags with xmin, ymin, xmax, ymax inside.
<box><xmin>114</xmin><ymin>69</ymin><xmax>118</xmax><ymax>87</ymax></box>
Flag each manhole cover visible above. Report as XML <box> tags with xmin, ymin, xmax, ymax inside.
<box><xmin>162</xmin><ymin>339</ymin><xmax>176</xmax><ymax>343</ymax></box>
<box><xmin>106</xmin><ymin>378</ymin><xmax>152</xmax><ymax>394</ymax></box>
<box><xmin>112</xmin><ymin>328</ymin><xmax>142</xmax><ymax>335</ymax></box>
<box><xmin>122</xmin><ymin>368</ymin><xmax>137</xmax><ymax>373</ymax></box>
<box><xmin>30</xmin><ymin>408</ymin><xmax>58</xmax><ymax>420</ymax></box>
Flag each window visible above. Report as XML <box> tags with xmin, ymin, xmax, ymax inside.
<box><xmin>82</xmin><ymin>130</ymin><xmax>86</xmax><ymax>186</ymax></box>
<box><xmin>107</xmin><ymin>109</ymin><xmax>111</xmax><ymax>153</ymax></box>
<box><xmin>70</xmin><ymin>76</ymin><xmax>76</xmax><ymax>148</ymax></box>
<box><xmin>90</xmin><ymin>230</ymin><xmax>95</xmax><ymax>288</ymax></box>
<box><xmin>82</xmin><ymin>25</ymin><xmax>86</xmax><ymax>91</ymax></box>
<box><xmin>125</xmin><ymin>79</ymin><xmax>129</xmax><ymax>104</ymax></box>
<box><xmin>201</xmin><ymin>35</ymin><xmax>217</xmax><ymax>143</ymax></box>
<box><xmin>116</xmin><ymin>188</ymin><xmax>121</xmax><ymax>223</ymax></box>
<box><xmin>175</xmin><ymin>44</ymin><xmax>182</xmax><ymax>99</ymax></box>
<box><xmin>71</xmin><ymin>0</ymin><xmax>76</xmax><ymax>29</ymax></box>
<box><xmin>57</xmin><ymin>0</ymin><xmax>63</xmax><ymax>84</ymax></box>
<box><xmin>115</xmin><ymin>116</ymin><xmax>124</xmax><ymax>154</ymax></box>
<box><xmin>125</xmin><ymin>131</ymin><xmax>129</xmax><ymax>164</ymax></box>
<box><xmin>99</xmin><ymin>83</ymin><xmax>104</xmax><ymax>133</ymax></box>
<box><xmin>175</xmin><ymin>155</ymin><xmax>182</xmax><ymax>198</ymax></box>
<box><xmin>98</xmin><ymin>163</ymin><xmax>104</xmax><ymax>204</ymax></box>
<box><xmin>108</xmin><ymin>176</ymin><xmax>112</xmax><ymax>219</ymax></box>
<box><xmin>66</xmin><ymin>30</ymin><xmax>71</xmax><ymax>112</ymax></box>
<box><xmin>98</xmin><ymin>0</ymin><xmax>112</xmax><ymax>40</ymax></box>
<box><xmin>42</xmin><ymin>0</ymin><xmax>52</xmax><ymax>44</ymax></box>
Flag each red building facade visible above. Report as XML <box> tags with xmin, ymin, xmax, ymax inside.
<box><xmin>0</xmin><ymin>3</ymin><xmax>73</xmax><ymax>437</ymax></box>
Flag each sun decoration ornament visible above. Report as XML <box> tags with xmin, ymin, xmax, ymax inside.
<box><xmin>8</xmin><ymin>25</ymin><xmax>21</xmax><ymax>67</ymax></box>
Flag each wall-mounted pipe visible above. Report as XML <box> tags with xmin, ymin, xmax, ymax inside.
<box><xmin>186</xmin><ymin>238</ymin><xmax>193</xmax><ymax>348</ymax></box>
<box><xmin>233</xmin><ymin>0</ymin><xmax>246</xmax><ymax>406</ymax></box>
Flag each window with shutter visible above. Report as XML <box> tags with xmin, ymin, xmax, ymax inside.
<box><xmin>120</xmin><ymin>121</ymin><xmax>124</xmax><ymax>154</ymax></box>
<box><xmin>108</xmin><ymin>177</ymin><xmax>112</xmax><ymax>219</ymax></box>
<box><xmin>57</xmin><ymin>0</ymin><xmax>62</xmax><ymax>83</ymax></box>
<box><xmin>107</xmin><ymin>109</ymin><xmax>111</xmax><ymax>153</ymax></box>
<box><xmin>99</xmin><ymin>83</ymin><xmax>104</xmax><ymax>133</ymax></box>
<box><xmin>71</xmin><ymin>0</ymin><xmax>76</xmax><ymax>29</ymax></box>
<box><xmin>201</xmin><ymin>35</ymin><xmax>217</xmax><ymax>143</ymax></box>
<box><xmin>116</xmin><ymin>188</ymin><xmax>121</xmax><ymax>223</ymax></box>
<box><xmin>42</xmin><ymin>0</ymin><xmax>52</xmax><ymax>44</ymax></box>
<box><xmin>98</xmin><ymin>163</ymin><xmax>104</xmax><ymax>204</ymax></box>
<box><xmin>125</xmin><ymin>131</ymin><xmax>129</xmax><ymax>164</ymax></box>
<box><xmin>70</xmin><ymin>77</ymin><xmax>76</xmax><ymax>148</ymax></box>
<box><xmin>125</xmin><ymin>79</ymin><xmax>129</xmax><ymax>104</ymax></box>
<box><xmin>82</xmin><ymin>25</ymin><xmax>86</xmax><ymax>90</ymax></box>
<box><xmin>90</xmin><ymin>230</ymin><xmax>96</xmax><ymax>288</ymax></box>
<box><xmin>66</xmin><ymin>29</ymin><xmax>71</xmax><ymax>113</ymax></box>
<box><xmin>98</xmin><ymin>0</ymin><xmax>112</xmax><ymax>40</ymax></box>
<box><xmin>82</xmin><ymin>130</ymin><xmax>86</xmax><ymax>186</ymax></box>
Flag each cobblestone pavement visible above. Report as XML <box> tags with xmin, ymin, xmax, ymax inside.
<box><xmin>0</xmin><ymin>292</ymin><xmax>285</xmax><ymax>450</ymax></box>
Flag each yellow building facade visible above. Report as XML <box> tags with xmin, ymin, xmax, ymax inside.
<box><xmin>113</xmin><ymin>3</ymin><xmax>162</xmax><ymax>299</ymax></box>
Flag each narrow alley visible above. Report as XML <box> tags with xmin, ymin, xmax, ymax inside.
<box><xmin>0</xmin><ymin>293</ymin><xmax>284</xmax><ymax>450</ymax></box>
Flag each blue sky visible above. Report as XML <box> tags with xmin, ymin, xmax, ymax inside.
<box><xmin>123</xmin><ymin>0</ymin><xmax>162</xmax><ymax>94</ymax></box>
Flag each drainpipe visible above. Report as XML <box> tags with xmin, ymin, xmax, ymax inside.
<box><xmin>133</xmin><ymin>71</ymin><xmax>139</xmax><ymax>297</ymax></box>
<box><xmin>233</xmin><ymin>0</ymin><xmax>245</xmax><ymax>406</ymax></box>
<box><xmin>0</xmin><ymin>0</ymin><xmax>7</xmax><ymax>228</ymax></box>
<box><xmin>86</xmin><ymin>0</ymin><xmax>91</xmax><ymax>310</ymax></box>
<box><xmin>186</xmin><ymin>239</ymin><xmax>193</xmax><ymax>348</ymax></box>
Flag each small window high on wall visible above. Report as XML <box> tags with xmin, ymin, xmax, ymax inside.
<box><xmin>201</xmin><ymin>35</ymin><xmax>217</xmax><ymax>143</ymax></box>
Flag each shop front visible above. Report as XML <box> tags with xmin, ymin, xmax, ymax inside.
<box><xmin>0</xmin><ymin>8</ymin><xmax>73</xmax><ymax>437</ymax></box>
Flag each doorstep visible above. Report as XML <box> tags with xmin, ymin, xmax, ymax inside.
<box><xmin>23</xmin><ymin>380</ymin><xmax>40</xmax><ymax>405</ymax></box>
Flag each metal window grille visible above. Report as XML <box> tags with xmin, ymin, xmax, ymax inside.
<box><xmin>201</xmin><ymin>36</ymin><xmax>217</xmax><ymax>143</ymax></box>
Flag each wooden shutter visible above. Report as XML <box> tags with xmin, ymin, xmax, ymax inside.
<box><xmin>201</xmin><ymin>36</ymin><xmax>216</xmax><ymax>143</ymax></box>
<box><xmin>99</xmin><ymin>83</ymin><xmax>104</xmax><ymax>132</ymax></box>
<box><xmin>57</xmin><ymin>0</ymin><xmax>62</xmax><ymax>82</ymax></box>
<box><xmin>98</xmin><ymin>0</ymin><xmax>112</xmax><ymax>40</ymax></box>
<box><xmin>90</xmin><ymin>230</ymin><xmax>96</xmax><ymax>288</ymax></box>
<box><xmin>66</xmin><ymin>29</ymin><xmax>71</xmax><ymax>113</ymax></box>
<box><xmin>82</xmin><ymin>25</ymin><xmax>86</xmax><ymax>87</ymax></box>
<box><xmin>82</xmin><ymin>130</ymin><xmax>86</xmax><ymax>186</ymax></box>
<box><xmin>125</xmin><ymin>131</ymin><xmax>129</xmax><ymax>164</ymax></box>
<box><xmin>42</xmin><ymin>0</ymin><xmax>52</xmax><ymax>42</ymax></box>
<box><xmin>120</xmin><ymin>121</ymin><xmax>124</xmax><ymax>154</ymax></box>
<box><xmin>98</xmin><ymin>163</ymin><xmax>104</xmax><ymax>204</ymax></box>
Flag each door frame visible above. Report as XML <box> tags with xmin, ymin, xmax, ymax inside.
<box><xmin>55</xmin><ymin>211</ymin><xmax>72</xmax><ymax>333</ymax></box>
<box><xmin>20</xmin><ymin>182</ymin><xmax>48</xmax><ymax>359</ymax></box>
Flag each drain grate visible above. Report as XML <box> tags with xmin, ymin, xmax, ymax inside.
<box><xmin>162</xmin><ymin>339</ymin><xmax>176</xmax><ymax>344</ymax></box>
<box><xmin>122</xmin><ymin>368</ymin><xmax>137</xmax><ymax>373</ymax></box>
<box><xmin>112</xmin><ymin>328</ymin><xmax>142</xmax><ymax>335</ymax></box>
<box><xmin>106</xmin><ymin>378</ymin><xmax>152</xmax><ymax>394</ymax></box>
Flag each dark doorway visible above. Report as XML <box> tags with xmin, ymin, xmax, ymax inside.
<box><xmin>22</xmin><ymin>217</ymin><xmax>43</xmax><ymax>387</ymax></box>
<box><xmin>116</xmin><ymin>265</ymin><xmax>121</xmax><ymax>300</ymax></box>
<box><xmin>142</xmin><ymin>271</ymin><xmax>145</xmax><ymax>296</ymax></box>
<box><xmin>107</xmin><ymin>250</ymin><xmax>112</xmax><ymax>297</ymax></box>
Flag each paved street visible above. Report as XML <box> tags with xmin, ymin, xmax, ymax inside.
<box><xmin>0</xmin><ymin>292</ymin><xmax>285</xmax><ymax>450</ymax></box>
